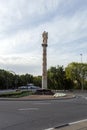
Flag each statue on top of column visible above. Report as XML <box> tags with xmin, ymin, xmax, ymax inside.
<box><xmin>42</xmin><ymin>31</ymin><xmax>48</xmax><ymax>44</ymax></box>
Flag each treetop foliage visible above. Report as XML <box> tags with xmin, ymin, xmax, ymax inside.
<box><xmin>0</xmin><ymin>62</ymin><xmax>87</xmax><ymax>90</ymax></box>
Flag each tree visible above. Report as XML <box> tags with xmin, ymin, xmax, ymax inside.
<box><xmin>33</xmin><ymin>76</ymin><xmax>41</xmax><ymax>87</ymax></box>
<box><xmin>65</xmin><ymin>62</ymin><xmax>87</xmax><ymax>89</ymax></box>
<box><xmin>0</xmin><ymin>69</ymin><xmax>14</xmax><ymax>89</ymax></box>
<box><xmin>18</xmin><ymin>74</ymin><xmax>33</xmax><ymax>86</ymax></box>
<box><xmin>47</xmin><ymin>66</ymin><xmax>66</xmax><ymax>90</ymax></box>
<box><xmin>0</xmin><ymin>69</ymin><xmax>34</xmax><ymax>89</ymax></box>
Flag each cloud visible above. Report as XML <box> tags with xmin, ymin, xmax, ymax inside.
<box><xmin>0</xmin><ymin>54</ymin><xmax>42</xmax><ymax>75</ymax></box>
<box><xmin>0</xmin><ymin>0</ymin><xmax>87</xmax><ymax>75</ymax></box>
<box><xmin>0</xmin><ymin>0</ymin><xmax>61</xmax><ymax>34</ymax></box>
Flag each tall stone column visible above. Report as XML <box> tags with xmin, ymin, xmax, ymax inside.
<box><xmin>42</xmin><ymin>31</ymin><xmax>48</xmax><ymax>89</ymax></box>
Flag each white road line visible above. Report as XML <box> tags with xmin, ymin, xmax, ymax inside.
<box><xmin>82</xmin><ymin>96</ymin><xmax>87</xmax><ymax>100</ymax></box>
<box><xmin>34</xmin><ymin>102</ymin><xmax>51</xmax><ymax>105</ymax></box>
<box><xmin>78</xmin><ymin>95</ymin><xmax>87</xmax><ymax>100</ymax></box>
<box><xmin>85</xmin><ymin>97</ymin><xmax>87</xmax><ymax>100</ymax></box>
<box><xmin>69</xmin><ymin>119</ymin><xmax>87</xmax><ymax>125</ymax></box>
<box><xmin>44</xmin><ymin>128</ymin><xmax>53</xmax><ymax>130</ymax></box>
<box><xmin>18</xmin><ymin>108</ymin><xmax>39</xmax><ymax>111</ymax></box>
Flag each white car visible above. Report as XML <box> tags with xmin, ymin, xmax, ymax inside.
<box><xmin>18</xmin><ymin>85</ymin><xmax>41</xmax><ymax>92</ymax></box>
<box><xmin>28</xmin><ymin>86</ymin><xmax>41</xmax><ymax>92</ymax></box>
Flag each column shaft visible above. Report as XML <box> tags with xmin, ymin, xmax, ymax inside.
<box><xmin>42</xmin><ymin>45</ymin><xmax>47</xmax><ymax>89</ymax></box>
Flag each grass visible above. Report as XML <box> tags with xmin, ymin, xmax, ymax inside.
<box><xmin>0</xmin><ymin>90</ymin><xmax>34</xmax><ymax>98</ymax></box>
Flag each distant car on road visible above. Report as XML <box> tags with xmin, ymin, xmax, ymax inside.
<box><xmin>18</xmin><ymin>86</ymin><xmax>27</xmax><ymax>89</ymax></box>
<box><xmin>18</xmin><ymin>84</ymin><xmax>41</xmax><ymax>92</ymax></box>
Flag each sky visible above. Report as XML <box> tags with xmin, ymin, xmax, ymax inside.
<box><xmin>0</xmin><ymin>0</ymin><xmax>87</xmax><ymax>76</ymax></box>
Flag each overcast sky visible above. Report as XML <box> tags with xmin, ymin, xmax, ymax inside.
<box><xmin>0</xmin><ymin>0</ymin><xmax>87</xmax><ymax>75</ymax></box>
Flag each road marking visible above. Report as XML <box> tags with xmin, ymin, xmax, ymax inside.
<box><xmin>78</xmin><ymin>95</ymin><xmax>87</xmax><ymax>100</ymax></box>
<box><xmin>44</xmin><ymin>128</ymin><xmax>53</xmax><ymax>130</ymax></box>
<box><xmin>85</xmin><ymin>97</ymin><xmax>87</xmax><ymax>100</ymax></box>
<box><xmin>18</xmin><ymin>108</ymin><xmax>39</xmax><ymax>111</ymax></box>
<box><xmin>34</xmin><ymin>102</ymin><xmax>51</xmax><ymax>105</ymax></box>
<box><xmin>82</xmin><ymin>96</ymin><xmax>87</xmax><ymax>100</ymax></box>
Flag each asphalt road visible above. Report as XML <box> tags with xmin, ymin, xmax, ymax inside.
<box><xmin>0</xmin><ymin>93</ymin><xmax>87</xmax><ymax>130</ymax></box>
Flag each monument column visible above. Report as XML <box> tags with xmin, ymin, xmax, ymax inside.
<box><xmin>42</xmin><ymin>31</ymin><xmax>48</xmax><ymax>89</ymax></box>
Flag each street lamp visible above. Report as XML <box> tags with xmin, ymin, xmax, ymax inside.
<box><xmin>80</xmin><ymin>54</ymin><xmax>83</xmax><ymax>91</ymax></box>
<box><xmin>10</xmin><ymin>71</ymin><xmax>17</xmax><ymax>89</ymax></box>
<box><xmin>80</xmin><ymin>54</ymin><xmax>82</xmax><ymax>63</ymax></box>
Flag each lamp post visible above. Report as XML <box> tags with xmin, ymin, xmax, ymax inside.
<box><xmin>80</xmin><ymin>54</ymin><xmax>82</xmax><ymax>63</ymax></box>
<box><xmin>10</xmin><ymin>71</ymin><xmax>17</xmax><ymax>89</ymax></box>
<box><xmin>80</xmin><ymin>54</ymin><xmax>83</xmax><ymax>91</ymax></box>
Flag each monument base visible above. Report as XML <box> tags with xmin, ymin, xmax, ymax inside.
<box><xmin>35</xmin><ymin>89</ymin><xmax>54</xmax><ymax>95</ymax></box>
<box><xmin>42</xmin><ymin>78</ymin><xmax>47</xmax><ymax>89</ymax></box>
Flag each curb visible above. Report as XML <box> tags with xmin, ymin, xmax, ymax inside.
<box><xmin>45</xmin><ymin>119</ymin><xmax>87</xmax><ymax>130</ymax></box>
<box><xmin>44</xmin><ymin>124</ymin><xmax>69</xmax><ymax>130</ymax></box>
<box><xmin>0</xmin><ymin>95</ymin><xmax>76</xmax><ymax>101</ymax></box>
<box><xmin>54</xmin><ymin>123</ymin><xmax>69</xmax><ymax>129</ymax></box>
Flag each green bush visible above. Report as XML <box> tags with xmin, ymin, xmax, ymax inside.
<box><xmin>0</xmin><ymin>91</ymin><xmax>33</xmax><ymax>98</ymax></box>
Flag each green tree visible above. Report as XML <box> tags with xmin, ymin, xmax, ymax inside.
<box><xmin>33</xmin><ymin>76</ymin><xmax>41</xmax><ymax>87</ymax></box>
<box><xmin>0</xmin><ymin>69</ymin><xmax>34</xmax><ymax>89</ymax></box>
<box><xmin>18</xmin><ymin>74</ymin><xmax>33</xmax><ymax>86</ymax></box>
<box><xmin>0</xmin><ymin>69</ymin><xmax>14</xmax><ymax>89</ymax></box>
<box><xmin>47</xmin><ymin>66</ymin><xmax>66</xmax><ymax>90</ymax></box>
<box><xmin>65</xmin><ymin>62</ymin><xmax>87</xmax><ymax>89</ymax></box>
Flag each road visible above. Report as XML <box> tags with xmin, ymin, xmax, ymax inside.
<box><xmin>0</xmin><ymin>93</ymin><xmax>87</xmax><ymax>130</ymax></box>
